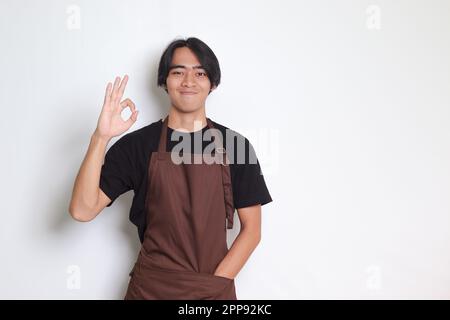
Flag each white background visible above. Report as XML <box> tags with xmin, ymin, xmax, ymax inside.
<box><xmin>0</xmin><ymin>0</ymin><xmax>449</xmax><ymax>299</ymax></box>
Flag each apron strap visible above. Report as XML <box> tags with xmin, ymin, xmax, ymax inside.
<box><xmin>206</xmin><ymin>118</ymin><xmax>235</xmax><ymax>229</ymax></box>
<box><xmin>158</xmin><ymin>116</ymin><xmax>169</xmax><ymax>153</ymax></box>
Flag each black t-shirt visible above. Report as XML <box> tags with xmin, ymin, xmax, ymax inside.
<box><xmin>100</xmin><ymin>118</ymin><xmax>273</xmax><ymax>243</ymax></box>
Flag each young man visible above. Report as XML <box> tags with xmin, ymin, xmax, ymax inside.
<box><xmin>69</xmin><ymin>37</ymin><xmax>272</xmax><ymax>300</ymax></box>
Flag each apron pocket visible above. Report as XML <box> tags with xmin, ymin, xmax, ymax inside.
<box><xmin>131</xmin><ymin>262</ymin><xmax>234</xmax><ymax>299</ymax></box>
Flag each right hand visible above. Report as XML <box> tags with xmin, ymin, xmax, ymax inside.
<box><xmin>94</xmin><ymin>75</ymin><xmax>139</xmax><ymax>141</ymax></box>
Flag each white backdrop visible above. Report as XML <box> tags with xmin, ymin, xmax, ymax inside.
<box><xmin>1</xmin><ymin>0</ymin><xmax>449</xmax><ymax>299</ymax></box>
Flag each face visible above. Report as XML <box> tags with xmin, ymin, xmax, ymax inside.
<box><xmin>165</xmin><ymin>47</ymin><xmax>216</xmax><ymax>113</ymax></box>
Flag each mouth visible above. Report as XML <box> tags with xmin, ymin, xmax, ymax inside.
<box><xmin>179</xmin><ymin>91</ymin><xmax>198</xmax><ymax>95</ymax></box>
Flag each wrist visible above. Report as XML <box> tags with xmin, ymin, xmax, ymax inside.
<box><xmin>92</xmin><ymin>130</ymin><xmax>111</xmax><ymax>145</ymax></box>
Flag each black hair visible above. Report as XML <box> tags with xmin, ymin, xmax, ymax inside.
<box><xmin>157</xmin><ymin>37</ymin><xmax>221</xmax><ymax>95</ymax></box>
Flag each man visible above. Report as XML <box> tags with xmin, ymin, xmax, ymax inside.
<box><xmin>68</xmin><ymin>37</ymin><xmax>272</xmax><ymax>299</ymax></box>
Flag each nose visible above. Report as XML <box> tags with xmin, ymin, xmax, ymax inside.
<box><xmin>181</xmin><ymin>70</ymin><xmax>195</xmax><ymax>87</ymax></box>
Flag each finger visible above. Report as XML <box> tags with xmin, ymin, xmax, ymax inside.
<box><xmin>118</xmin><ymin>74</ymin><xmax>129</xmax><ymax>98</ymax></box>
<box><xmin>120</xmin><ymin>98</ymin><xmax>136</xmax><ymax>112</ymax></box>
<box><xmin>103</xmin><ymin>82</ymin><xmax>112</xmax><ymax>105</ymax></box>
<box><xmin>131</xmin><ymin>109</ymin><xmax>139</xmax><ymax>122</ymax></box>
<box><xmin>111</xmin><ymin>76</ymin><xmax>121</xmax><ymax>100</ymax></box>
<box><xmin>126</xmin><ymin>110</ymin><xmax>139</xmax><ymax>127</ymax></box>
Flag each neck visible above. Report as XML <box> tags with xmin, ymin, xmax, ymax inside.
<box><xmin>167</xmin><ymin>106</ymin><xmax>207</xmax><ymax>132</ymax></box>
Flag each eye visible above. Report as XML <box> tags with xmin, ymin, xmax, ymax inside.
<box><xmin>172</xmin><ymin>71</ymin><xmax>182</xmax><ymax>75</ymax></box>
<box><xmin>197</xmin><ymin>72</ymin><xmax>207</xmax><ymax>77</ymax></box>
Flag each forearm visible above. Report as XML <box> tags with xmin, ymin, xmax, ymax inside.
<box><xmin>214</xmin><ymin>226</ymin><xmax>261</xmax><ymax>279</ymax></box>
<box><xmin>69</xmin><ymin>131</ymin><xmax>109</xmax><ymax>219</ymax></box>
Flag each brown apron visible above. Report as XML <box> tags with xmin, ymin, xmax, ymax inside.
<box><xmin>124</xmin><ymin>115</ymin><xmax>237</xmax><ymax>300</ymax></box>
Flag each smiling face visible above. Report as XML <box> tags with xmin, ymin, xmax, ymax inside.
<box><xmin>165</xmin><ymin>47</ymin><xmax>216</xmax><ymax>113</ymax></box>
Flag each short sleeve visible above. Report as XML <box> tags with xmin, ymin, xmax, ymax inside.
<box><xmin>100</xmin><ymin>137</ymin><xmax>135</xmax><ymax>207</ymax></box>
<box><xmin>231</xmin><ymin>139</ymin><xmax>273</xmax><ymax>209</ymax></box>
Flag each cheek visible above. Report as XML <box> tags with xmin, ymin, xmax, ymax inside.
<box><xmin>166</xmin><ymin>77</ymin><xmax>178</xmax><ymax>88</ymax></box>
<box><xmin>199</xmin><ymin>79</ymin><xmax>212</xmax><ymax>91</ymax></box>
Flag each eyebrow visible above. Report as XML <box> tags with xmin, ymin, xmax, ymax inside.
<box><xmin>168</xmin><ymin>64</ymin><xmax>205</xmax><ymax>71</ymax></box>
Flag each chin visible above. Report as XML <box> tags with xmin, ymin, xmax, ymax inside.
<box><xmin>172</xmin><ymin>102</ymin><xmax>203</xmax><ymax>113</ymax></box>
